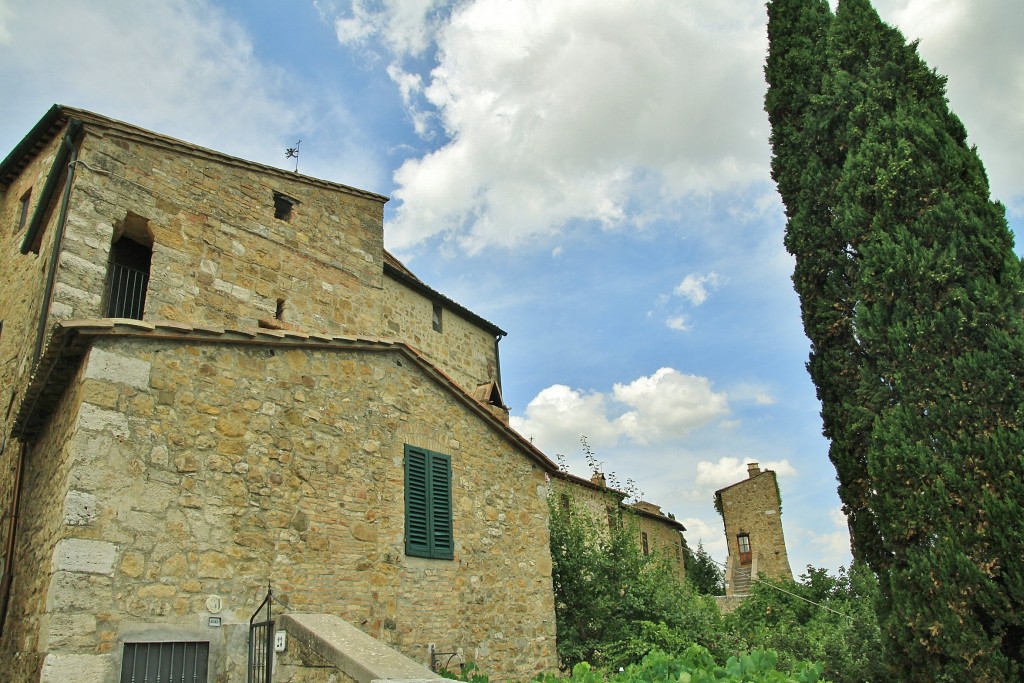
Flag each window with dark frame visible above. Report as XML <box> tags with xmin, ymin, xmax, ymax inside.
<box><xmin>432</xmin><ymin>302</ymin><xmax>443</xmax><ymax>332</ymax></box>
<box><xmin>17</xmin><ymin>188</ymin><xmax>31</xmax><ymax>233</ymax></box>
<box><xmin>606</xmin><ymin>506</ymin><xmax>618</xmax><ymax>531</ymax></box>
<box><xmin>641</xmin><ymin>531</ymin><xmax>650</xmax><ymax>556</ymax></box>
<box><xmin>404</xmin><ymin>444</ymin><xmax>454</xmax><ymax>560</ymax></box>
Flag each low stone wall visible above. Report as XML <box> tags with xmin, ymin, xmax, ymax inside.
<box><xmin>278</xmin><ymin>613</ymin><xmax>439</xmax><ymax>683</ymax></box>
<box><xmin>714</xmin><ymin>595</ymin><xmax>747</xmax><ymax>615</ymax></box>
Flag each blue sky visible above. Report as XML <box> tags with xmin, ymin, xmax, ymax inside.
<box><xmin>3</xmin><ymin>0</ymin><xmax>1022</xmax><ymax>574</ymax></box>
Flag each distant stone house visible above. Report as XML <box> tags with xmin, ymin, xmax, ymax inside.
<box><xmin>550</xmin><ymin>472</ymin><xmax>687</xmax><ymax>580</ymax></box>
<box><xmin>715</xmin><ymin>462</ymin><xmax>793</xmax><ymax>597</ymax></box>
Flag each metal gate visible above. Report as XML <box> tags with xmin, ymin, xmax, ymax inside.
<box><xmin>248</xmin><ymin>585</ymin><xmax>275</xmax><ymax>683</ymax></box>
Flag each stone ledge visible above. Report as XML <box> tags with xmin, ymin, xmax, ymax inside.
<box><xmin>279</xmin><ymin>613</ymin><xmax>442</xmax><ymax>683</ymax></box>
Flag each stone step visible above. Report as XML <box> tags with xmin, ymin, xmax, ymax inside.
<box><xmin>732</xmin><ymin>567</ymin><xmax>752</xmax><ymax>594</ymax></box>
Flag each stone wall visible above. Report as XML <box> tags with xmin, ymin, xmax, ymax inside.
<box><xmin>7</xmin><ymin>116</ymin><xmax>500</xmax><ymax>398</ymax></box>
<box><xmin>634</xmin><ymin>508</ymin><xmax>686</xmax><ymax>581</ymax></box>
<box><xmin>382</xmin><ymin>278</ymin><xmax>499</xmax><ymax>394</ymax></box>
<box><xmin>1</xmin><ymin>360</ymin><xmax>90</xmax><ymax>681</ymax></box>
<box><xmin>0</xmin><ymin>130</ymin><xmax>77</xmax><ymax>683</ymax></box>
<box><xmin>717</xmin><ymin>466</ymin><xmax>792</xmax><ymax>594</ymax></box>
<box><xmin>10</xmin><ymin>334</ymin><xmax>556</xmax><ymax>681</ymax></box>
<box><xmin>274</xmin><ymin>632</ymin><xmax>353</xmax><ymax>683</ymax></box>
<box><xmin>50</xmin><ymin>126</ymin><xmax>387</xmax><ymax>333</ymax></box>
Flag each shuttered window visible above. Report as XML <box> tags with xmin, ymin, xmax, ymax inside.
<box><xmin>404</xmin><ymin>445</ymin><xmax>454</xmax><ymax>559</ymax></box>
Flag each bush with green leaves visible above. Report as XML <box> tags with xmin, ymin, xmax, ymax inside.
<box><xmin>537</xmin><ymin>648</ymin><xmax>825</xmax><ymax>683</ymax></box>
<box><xmin>725</xmin><ymin>564</ymin><xmax>883</xmax><ymax>683</ymax></box>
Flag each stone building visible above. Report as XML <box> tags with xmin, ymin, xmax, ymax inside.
<box><xmin>550</xmin><ymin>472</ymin><xmax>686</xmax><ymax>580</ymax></box>
<box><xmin>715</xmin><ymin>462</ymin><xmax>793</xmax><ymax>596</ymax></box>
<box><xmin>0</xmin><ymin>106</ymin><xmax>564</xmax><ymax>682</ymax></box>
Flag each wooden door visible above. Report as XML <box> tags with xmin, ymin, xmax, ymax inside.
<box><xmin>738</xmin><ymin>533</ymin><xmax>752</xmax><ymax>566</ymax></box>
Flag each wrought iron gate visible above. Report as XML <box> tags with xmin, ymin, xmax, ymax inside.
<box><xmin>248</xmin><ymin>585</ymin><xmax>275</xmax><ymax>683</ymax></box>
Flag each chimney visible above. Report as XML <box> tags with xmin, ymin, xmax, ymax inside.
<box><xmin>590</xmin><ymin>472</ymin><xmax>607</xmax><ymax>487</ymax></box>
<box><xmin>747</xmin><ymin>462</ymin><xmax>760</xmax><ymax>478</ymax></box>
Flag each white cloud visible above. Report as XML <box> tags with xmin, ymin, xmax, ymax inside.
<box><xmin>378</xmin><ymin>0</ymin><xmax>770</xmax><ymax>252</ymax></box>
<box><xmin>333</xmin><ymin>0</ymin><xmax>1024</xmax><ymax>247</ymax></box>
<box><xmin>788</xmin><ymin>507</ymin><xmax>852</xmax><ymax>573</ymax></box>
<box><xmin>613</xmin><ymin>368</ymin><xmax>730</xmax><ymax>444</ymax></box>
<box><xmin>730</xmin><ymin>382</ymin><xmax>778</xmax><ymax>406</ymax></box>
<box><xmin>0</xmin><ymin>0</ymin><xmax>385</xmax><ymax>191</ymax></box>
<box><xmin>511</xmin><ymin>367</ymin><xmax>730</xmax><ymax>456</ymax></box>
<box><xmin>674</xmin><ymin>271</ymin><xmax>722</xmax><ymax>306</ymax></box>
<box><xmin>509</xmin><ymin>384</ymin><xmax>622</xmax><ymax>452</ymax></box>
<box><xmin>334</xmin><ymin>0</ymin><xmax>447</xmax><ymax>58</ymax></box>
<box><xmin>0</xmin><ymin>0</ymin><xmax>11</xmax><ymax>45</ymax></box>
<box><xmin>693</xmin><ymin>456</ymin><xmax>796</xmax><ymax>493</ymax></box>
<box><xmin>681</xmin><ymin>516</ymin><xmax>728</xmax><ymax>564</ymax></box>
<box><xmin>666</xmin><ymin>315</ymin><xmax>692</xmax><ymax>332</ymax></box>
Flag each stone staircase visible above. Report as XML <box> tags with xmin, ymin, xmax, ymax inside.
<box><xmin>731</xmin><ymin>566</ymin><xmax>752</xmax><ymax>595</ymax></box>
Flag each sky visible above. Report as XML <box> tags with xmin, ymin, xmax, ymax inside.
<box><xmin>2</xmin><ymin>0</ymin><xmax>1023</xmax><ymax>576</ymax></box>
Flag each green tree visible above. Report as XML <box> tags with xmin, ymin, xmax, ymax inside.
<box><xmin>683</xmin><ymin>541</ymin><xmax>724</xmax><ymax>596</ymax></box>
<box><xmin>547</xmin><ymin>493</ymin><xmax>727</xmax><ymax>670</ymax></box>
<box><xmin>765</xmin><ymin>0</ymin><xmax>885</xmax><ymax>575</ymax></box>
<box><xmin>766</xmin><ymin>0</ymin><xmax>1024</xmax><ymax>677</ymax></box>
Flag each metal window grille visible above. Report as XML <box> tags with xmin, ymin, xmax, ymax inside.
<box><xmin>106</xmin><ymin>262</ymin><xmax>149</xmax><ymax>319</ymax></box>
<box><xmin>120</xmin><ymin>641</ymin><xmax>209</xmax><ymax>683</ymax></box>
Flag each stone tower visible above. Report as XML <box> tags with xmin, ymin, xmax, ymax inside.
<box><xmin>715</xmin><ymin>462</ymin><xmax>793</xmax><ymax>596</ymax></box>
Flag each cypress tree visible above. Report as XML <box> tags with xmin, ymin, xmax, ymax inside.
<box><xmin>767</xmin><ymin>0</ymin><xmax>1024</xmax><ymax>677</ymax></box>
<box><xmin>765</xmin><ymin>0</ymin><xmax>886</xmax><ymax>573</ymax></box>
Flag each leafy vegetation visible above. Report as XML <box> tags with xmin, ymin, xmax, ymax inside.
<box><xmin>547</xmin><ymin>486</ymin><xmax>869</xmax><ymax>679</ymax></box>
<box><xmin>726</xmin><ymin>565</ymin><xmax>883</xmax><ymax>683</ymax></box>
<box><xmin>539</xmin><ymin>649</ymin><xmax>826</xmax><ymax>683</ymax></box>
<box><xmin>547</xmin><ymin>492</ymin><xmax>729</xmax><ymax>670</ymax></box>
<box><xmin>766</xmin><ymin>0</ymin><xmax>1024</xmax><ymax>677</ymax></box>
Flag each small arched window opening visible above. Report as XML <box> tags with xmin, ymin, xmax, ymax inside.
<box><xmin>105</xmin><ymin>213</ymin><xmax>153</xmax><ymax>320</ymax></box>
<box><xmin>274</xmin><ymin>192</ymin><xmax>297</xmax><ymax>221</ymax></box>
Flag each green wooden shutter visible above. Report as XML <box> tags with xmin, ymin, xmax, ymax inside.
<box><xmin>428</xmin><ymin>452</ymin><xmax>453</xmax><ymax>559</ymax></box>
<box><xmin>405</xmin><ymin>446</ymin><xmax>431</xmax><ymax>557</ymax></box>
<box><xmin>404</xmin><ymin>445</ymin><xmax>454</xmax><ymax>559</ymax></box>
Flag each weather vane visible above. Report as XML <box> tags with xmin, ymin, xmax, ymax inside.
<box><xmin>285</xmin><ymin>140</ymin><xmax>301</xmax><ymax>172</ymax></box>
